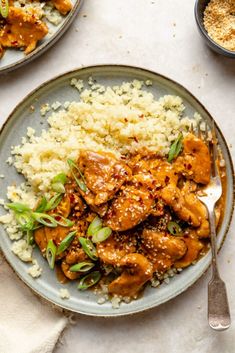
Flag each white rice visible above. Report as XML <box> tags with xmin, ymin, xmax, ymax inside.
<box><xmin>27</xmin><ymin>259</ymin><xmax>42</xmax><ymax>278</ymax></box>
<box><xmin>59</xmin><ymin>288</ymin><xmax>70</xmax><ymax>299</ymax></box>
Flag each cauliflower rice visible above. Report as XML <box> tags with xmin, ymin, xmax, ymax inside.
<box><xmin>0</xmin><ymin>78</ymin><xmax>201</xmax><ymax>302</ymax></box>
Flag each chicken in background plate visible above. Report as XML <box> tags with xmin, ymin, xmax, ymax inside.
<box><xmin>0</xmin><ymin>0</ymin><xmax>73</xmax><ymax>58</ymax></box>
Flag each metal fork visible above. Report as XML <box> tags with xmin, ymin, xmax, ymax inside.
<box><xmin>196</xmin><ymin>122</ymin><xmax>231</xmax><ymax>331</ymax></box>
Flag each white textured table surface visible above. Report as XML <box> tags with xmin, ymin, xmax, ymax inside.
<box><xmin>0</xmin><ymin>0</ymin><xmax>235</xmax><ymax>352</ymax></box>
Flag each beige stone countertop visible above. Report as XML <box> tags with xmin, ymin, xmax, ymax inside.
<box><xmin>0</xmin><ymin>0</ymin><xmax>234</xmax><ymax>352</ymax></box>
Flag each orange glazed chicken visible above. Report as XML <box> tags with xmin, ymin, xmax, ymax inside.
<box><xmin>0</xmin><ymin>0</ymin><xmax>73</xmax><ymax>58</ymax></box>
<box><xmin>8</xmin><ymin>133</ymin><xmax>225</xmax><ymax>302</ymax></box>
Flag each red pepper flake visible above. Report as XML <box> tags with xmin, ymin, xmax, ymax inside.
<box><xmin>124</xmin><ymin>118</ymin><xmax>128</xmax><ymax>122</ymax></box>
<box><xmin>165</xmin><ymin>176</ymin><xmax>170</xmax><ymax>184</ymax></box>
<box><xmin>113</xmin><ymin>173</ymin><xmax>121</xmax><ymax>179</ymax></box>
<box><xmin>69</xmin><ymin>194</ymin><xmax>75</xmax><ymax>203</ymax></box>
<box><xmin>187</xmin><ymin>164</ymin><xmax>192</xmax><ymax>170</ymax></box>
<box><xmin>11</xmin><ymin>41</ymin><xmax>18</xmax><ymax>46</ymax></box>
<box><xmin>133</xmin><ymin>136</ymin><xmax>138</xmax><ymax>143</ymax></box>
<box><xmin>139</xmin><ymin>114</ymin><xmax>144</xmax><ymax>119</ymax></box>
<box><xmin>55</xmin><ymin>216</ymin><xmax>61</xmax><ymax>221</ymax></box>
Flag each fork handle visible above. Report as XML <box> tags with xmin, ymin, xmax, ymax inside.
<box><xmin>207</xmin><ymin>209</ymin><xmax>231</xmax><ymax>331</ymax></box>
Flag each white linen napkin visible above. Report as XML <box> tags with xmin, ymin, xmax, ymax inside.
<box><xmin>0</xmin><ymin>252</ymin><xmax>68</xmax><ymax>353</ymax></box>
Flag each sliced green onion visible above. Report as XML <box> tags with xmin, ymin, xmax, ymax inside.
<box><xmin>70</xmin><ymin>262</ymin><xmax>95</xmax><ymax>273</ymax></box>
<box><xmin>26</xmin><ymin>230</ymin><xmax>34</xmax><ymax>245</ymax></box>
<box><xmin>167</xmin><ymin>221</ymin><xmax>182</xmax><ymax>236</ymax></box>
<box><xmin>79</xmin><ymin>237</ymin><xmax>98</xmax><ymax>261</ymax></box>
<box><xmin>77</xmin><ymin>271</ymin><xmax>101</xmax><ymax>290</ymax></box>
<box><xmin>6</xmin><ymin>202</ymin><xmax>31</xmax><ymax>213</ymax></box>
<box><xmin>35</xmin><ymin>196</ymin><xmax>48</xmax><ymax>213</ymax></box>
<box><xmin>51</xmin><ymin>182</ymin><xmax>65</xmax><ymax>193</ymax></box>
<box><xmin>32</xmin><ymin>224</ymin><xmax>43</xmax><ymax>231</ymax></box>
<box><xmin>0</xmin><ymin>0</ymin><xmax>9</xmax><ymax>18</ymax></box>
<box><xmin>52</xmin><ymin>173</ymin><xmax>67</xmax><ymax>185</ymax></box>
<box><xmin>15</xmin><ymin>213</ymin><xmax>35</xmax><ymax>231</ymax></box>
<box><xmin>46</xmin><ymin>239</ymin><xmax>57</xmax><ymax>269</ymax></box>
<box><xmin>56</xmin><ymin>230</ymin><xmax>76</xmax><ymax>255</ymax></box>
<box><xmin>45</xmin><ymin>193</ymin><xmax>63</xmax><ymax>211</ymax></box>
<box><xmin>92</xmin><ymin>227</ymin><xmax>112</xmax><ymax>243</ymax></box>
<box><xmin>67</xmin><ymin>159</ymin><xmax>87</xmax><ymax>192</ymax></box>
<box><xmin>87</xmin><ymin>216</ymin><xmax>102</xmax><ymax>236</ymax></box>
<box><xmin>168</xmin><ymin>133</ymin><xmax>183</xmax><ymax>163</ymax></box>
<box><xmin>32</xmin><ymin>212</ymin><xmax>57</xmax><ymax>228</ymax></box>
<box><xmin>53</xmin><ymin>214</ymin><xmax>74</xmax><ymax>227</ymax></box>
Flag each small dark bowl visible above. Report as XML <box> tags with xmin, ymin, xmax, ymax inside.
<box><xmin>194</xmin><ymin>0</ymin><xmax>235</xmax><ymax>58</ymax></box>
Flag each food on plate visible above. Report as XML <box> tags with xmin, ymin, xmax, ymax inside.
<box><xmin>0</xmin><ymin>0</ymin><xmax>73</xmax><ymax>58</ymax></box>
<box><xmin>0</xmin><ymin>79</ymin><xmax>226</xmax><ymax>306</ymax></box>
<box><xmin>203</xmin><ymin>0</ymin><xmax>235</xmax><ymax>52</ymax></box>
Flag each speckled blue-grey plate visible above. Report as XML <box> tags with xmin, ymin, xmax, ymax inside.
<box><xmin>0</xmin><ymin>0</ymin><xmax>83</xmax><ymax>74</ymax></box>
<box><xmin>0</xmin><ymin>65</ymin><xmax>234</xmax><ymax>316</ymax></box>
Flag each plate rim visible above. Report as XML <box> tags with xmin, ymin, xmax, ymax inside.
<box><xmin>0</xmin><ymin>64</ymin><xmax>234</xmax><ymax>317</ymax></box>
<box><xmin>0</xmin><ymin>0</ymin><xmax>84</xmax><ymax>75</ymax></box>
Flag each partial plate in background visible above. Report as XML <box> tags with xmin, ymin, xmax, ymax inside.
<box><xmin>0</xmin><ymin>0</ymin><xmax>84</xmax><ymax>74</ymax></box>
<box><xmin>0</xmin><ymin>65</ymin><xmax>234</xmax><ymax>316</ymax></box>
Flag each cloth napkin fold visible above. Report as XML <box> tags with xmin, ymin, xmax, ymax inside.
<box><xmin>0</xmin><ymin>252</ymin><xmax>68</xmax><ymax>353</ymax></box>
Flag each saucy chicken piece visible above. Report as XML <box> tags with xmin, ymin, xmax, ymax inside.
<box><xmin>161</xmin><ymin>185</ymin><xmax>209</xmax><ymax>229</ymax></box>
<box><xmin>174</xmin><ymin>236</ymin><xmax>204</xmax><ymax>268</ymax></box>
<box><xmin>141</xmin><ymin>229</ymin><xmax>187</xmax><ymax>273</ymax></box>
<box><xmin>128</xmin><ymin>153</ymin><xmax>162</xmax><ymax>175</ymax></box>
<box><xmin>50</xmin><ymin>0</ymin><xmax>73</xmax><ymax>15</ymax></box>
<box><xmin>90</xmin><ymin>203</ymin><xmax>108</xmax><ymax>217</ymax></box>
<box><xmin>34</xmin><ymin>225</ymin><xmax>69</xmax><ymax>256</ymax></box>
<box><xmin>0</xmin><ymin>7</ymin><xmax>48</xmax><ymax>54</ymax></box>
<box><xmin>77</xmin><ymin>151</ymin><xmax>132</xmax><ymax>206</ymax></box>
<box><xmin>105</xmin><ymin>183</ymin><xmax>154</xmax><ymax>231</ymax></box>
<box><xmin>0</xmin><ymin>43</ymin><xmax>4</xmax><ymax>59</ymax></box>
<box><xmin>61</xmin><ymin>261</ymin><xmax>80</xmax><ymax>280</ymax></box>
<box><xmin>61</xmin><ymin>237</ymin><xmax>88</xmax><ymax>279</ymax></box>
<box><xmin>153</xmin><ymin>160</ymin><xmax>178</xmax><ymax>187</ymax></box>
<box><xmin>174</xmin><ymin>133</ymin><xmax>211</xmax><ymax>184</ymax></box>
<box><xmin>44</xmin><ymin>225</ymin><xmax>70</xmax><ymax>247</ymax></box>
<box><xmin>97</xmin><ymin>233</ymin><xmax>137</xmax><ymax>266</ymax></box>
<box><xmin>34</xmin><ymin>227</ymin><xmax>47</xmax><ymax>253</ymax></box>
<box><xmin>56</xmin><ymin>194</ymin><xmax>71</xmax><ymax>218</ymax></box>
<box><xmin>108</xmin><ymin>253</ymin><xmax>153</xmax><ymax>297</ymax></box>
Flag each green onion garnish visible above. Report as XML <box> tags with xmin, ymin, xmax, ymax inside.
<box><xmin>79</xmin><ymin>237</ymin><xmax>98</xmax><ymax>261</ymax></box>
<box><xmin>6</xmin><ymin>202</ymin><xmax>31</xmax><ymax>213</ymax></box>
<box><xmin>51</xmin><ymin>182</ymin><xmax>65</xmax><ymax>193</ymax></box>
<box><xmin>26</xmin><ymin>230</ymin><xmax>34</xmax><ymax>245</ymax></box>
<box><xmin>52</xmin><ymin>173</ymin><xmax>67</xmax><ymax>185</ymax></box>
<box><xmin>45</xmin><ymin>193</ymin><xmax>63</xmax><ymax>211</ymax></box>
<box><xmin>56</xmin><ymin>230</ymin><xmax>76</xmax><ymax>255</ymax></box>
<box><xmin>67</xmin><ymin>159</ymin><xmax>87</xmax><ymax>192</ymax></box>
<box><xmin>46</xmin><ymin>239</ymin><xmax>57</xmax><ymax>269</ymax></box>
<box><xmin>53</xmin><ymin>214</ymin><xmax>74</xmax><ymax>227</ymax></box>
<box><xmin>0</xmin><ymin>0</ymin><xmax>9</xmax><ymax>18</ymax></box>
<box><xmin>51</xmin><ymin>173</ymin><xmax>67</xmax><ymax>193</ymax></box>
<box><xmin>70</xmin><ymin>262</ymin><xmax>95</xmax><ymax>273</ymax></box>
<box><xmin>167</xmin><ymin>221</ymin><xmax>182</xmax><ymax>236</ymax></box>
<box><xmin>168</xmin><ymin>133</ymin><xmax>183</xmax><ymax>163</ymax></box>
<box><xmin>92</xmin><ymin>227</ymin><xmax>112</xmax><ymax>243</ymax></box>
<box><xmin>35</xmin><ymin>196</ymin><xmax>48</xmax><ymax>213</ymax></box>
<box><xmin>15</xmin><ymin>213</ymin><xmax>35</xmax><ymax>231</ymax></box>
<box><xmin>87</xmin><ymin>216</ymin><xmax>102</xmax><ymax>236</ymax></box>
<box><xmin>32</xmin><ymin>212</ymin><xmax>58</xmax><ymax>228</ymax></box>
<box><xmin>77</xmin><ymin>271</ymin><xmax>101</xmax><ymax>290</ymax></box>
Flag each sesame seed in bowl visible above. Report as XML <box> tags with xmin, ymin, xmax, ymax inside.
<box><xmin>194</xmin><ymin>0</ymin><xmax>235</xmax><ymax>58</ymax></box>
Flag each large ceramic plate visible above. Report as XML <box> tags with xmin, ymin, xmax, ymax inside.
<box><xmin>0</xmin><ymin>65</ymin><xmax>234</xmax><ymax>316</ymax></box>
<box><xmin>0</xmin><ymin>0</ymin><xmax>83</xmax><ymax>74</ymax></box>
